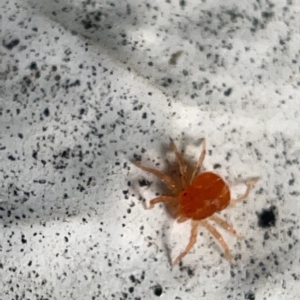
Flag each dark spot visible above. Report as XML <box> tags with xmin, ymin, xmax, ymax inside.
<box><xmin>79</xmin><ymin>108</ymin><xmax>85</xmax><ymax>115</ymax></box>
<box><xmin>169</xmin><ymin>50</ymin><xmax>183</xmax><ymax>65</ymax></box>
<box><xmin>257</xmin><ymin>206</ymin><xmax>276</xmax><ymax>228</ymax></box>
<box><xmin>61</xmin><ymin>149</ymin><xmax>70</xmax><ymax>159</ymax></box>
<box><xmin>128</xmin><ymin>287</ymin><xmax>134</xmax><ymax>293</ymax></box>
<box><xmin>142</xmin><ymin>112</ymin><xmax>147</xmax><ymax>119</ymax></box>
<box><xmin>153</xmin><ymin>284</ymin><xmax>163</xmax><ymax>296</ymax></box>
<box><xmin>77</xmin><ymin>184</ymin><xmax>85</xmax><ymax>192</ymax></box>
<box><xmin>179</xmin><ymin>0</ymin><xmax>186</xmax><ymax>8</ymax></box>
<box><xmin>261</xmin><ymin>11</ymin><xmax>274</xmax><ymax>19</ymax></box>
<box><xmin>279</xmin><ymin>39</ymin><xmax>285</xmax><ymax>45</ymax></box>
<box><xmin>148</xmin><ymin>62</ymin><xmax>153</xmax><ymax>66</ymax></box>
<box><xmin>126</xmin><ymin>4</ymin><xmax>131</xmax><ymax>15</ymax></box>
<box><xmin>70</xmin><ymin>79</ymin><xmax>80</xmax><ymax>87</ymax></box>
<box><xmin>21</xmin><ymin>234</ymin><xmax>27</xmax><ymax>244</ymax></box>
<box><xmin>81</xmin><ymin>19</ymin><xmax>93</xmax><ymax>30</ymax></box>
<box><xmin>64</xmin><ymin>236</ymin><xmax>69</xmax><ymax>242</ymax></box>
<box><xmin>139</xmin><ymin>179</ymin><xmax>151</xmax><ymax>187</ymax></box>
<box><xmin>8</xmin><ymin>155</ymin><xmax>16</xmax><ymax>161</ymax></box>
<box><xmin>43</xmin><ymin>108</ymin><xmax>50</xmax><ymax>117</ymax></box>
<box><xmin>32</xmin><ymin>150</ymin><xmax>38</xmax><ymax>159</ymax></box>
<box><xmin>224</xmin><ymin>88</ymin><xmax>232</xmax><ymax>96</ymax></box>
<box><xmin>245</xmin><ymin>291</ymin><xmax>255</xmax><ymax>300</ymax></box>
<box><xmin>29</xmin><ymin>62</ymin><xmax>37</xmax><ymax>70</ymax></box>
<box><xmin>18</xmin><ymin>133</ymin><xmax>23</xmax><ymax>139</ymax></box>
<box><xmin>3</xmin><ymin>38</ymin><xmax>20</xmax><ymax>50</ymax></box>
<box><xmin>187</xmin><ymin>267</ymin><xmax>194</xmax><ymax>277</ymax></box>
<box><xmin>213</xmin><ymin>163</ymin><xmax>221</xmax><ymax>169</ymax></box>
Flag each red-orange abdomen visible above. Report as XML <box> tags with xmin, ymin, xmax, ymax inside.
<box><xmin>179</xmin><ymin>172</ymin><xmax>230</xmax><ymax>220</ymax></box>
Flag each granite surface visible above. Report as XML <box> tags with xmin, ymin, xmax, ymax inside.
<box><xmin>1</xmin><ymin>0</ymin><xmax>300</xmax><ymax>299</ymax></box>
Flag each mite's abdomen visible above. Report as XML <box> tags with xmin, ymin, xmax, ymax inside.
<box><xmin>179</xmin><ymin>172</ymin><xmax>231</xmax><ymax>220</ymax></box>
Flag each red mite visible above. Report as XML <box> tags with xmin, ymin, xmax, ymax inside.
<box><xmin>134</xmin><ymin>139</ymin><xmax>258</xmax><ymax>265</ymax></box>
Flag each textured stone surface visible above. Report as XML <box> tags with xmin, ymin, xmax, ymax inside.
<box><xmin>1</xmin><ymin>0</ymin><xmax>300</xmax><ymax>299</ymax></box>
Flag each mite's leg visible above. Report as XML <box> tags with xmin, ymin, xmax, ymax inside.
<box><xmin>147</xmin><ymin>195</ymin><xmax>176</xmax><ymax>209</ymax></box>
<box><xmin>173</xmin><ymin>220</ymin><xmax>199</xmax><ymax>265</ymax></box>
<box><xmin>134</xmin><ymin>161</ymin><xmax>178</xmax><ymax>195</ymax></box>
<box><xmin>209</xmin><ymin>214</ymin><xmax>240</xmax><ymax>238</ymax></box>
<box><xmin>176</xmin><ymin>216</ymin><xmax>188</xmax><ymax>223</ymax></box>
<box><xmin>230</xmin><ymin>177</ymin><xmax>259</xmax><ymax>207</ymax></box>
<box><xmin>170</xmin><ymin>139</ymin><xmax>188</xmax><ymax>187</ymax></box>
<box><xmin>201</xmin><ymin>219</ymin><xmax>232</xmax><ymax>261</ymax></box>
<box><xmin>190</xmin><ymin>139</ymin><xmax>206</xmax><ymax>183</ymax></box>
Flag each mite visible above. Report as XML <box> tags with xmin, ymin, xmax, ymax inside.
<box><xmin>134</xmin><ymin>139</ymin><xmax>258</xmax><ymax>265</ymax></box>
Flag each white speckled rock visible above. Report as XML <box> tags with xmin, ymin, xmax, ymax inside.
<box><xmin>0</xmin><ymin>0</ymin><xmax>300</xmax><ymax>299</ymax></box>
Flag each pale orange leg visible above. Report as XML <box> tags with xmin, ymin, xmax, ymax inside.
<box><xmin>201</xmin><ymin>219</ymin><xmax>232</xmax><ymax>261</ymax></box>
<box><xmin>134</xmin><ymin>161</ymin><xmax>178</xmax><ymax>195</ymax></box>
<box><xmin>230</xmin><ymin>177</ymin><xmax>259</xmax><ymax>207</ymax></box>
<box><xmin>209</xmin><ymin>214</ymin><xmax>240</xmax><ymax>238</ymax></box>
<box><xmin>147</xmin><ymin>195</ymin><xmax>176</xmax><ymax>209</ymax></box>
<box><xmin>170</xmin><ymin>139</ymin><xmax>188</xmax><ymax>187</ymax></box>
<box><xmin>176</xmin><ymin>216</ymin><xmax>188</xmax><ymax>223</ymax></box>
<box><xmin>190</xmin><ymin>139</ymin><xmax>206</xmax><ymax>183</ymax></box>
<box><xmin>173</xmin><ymin>220</ymin><xmax>199</xmax><ymax>265</ymax></box>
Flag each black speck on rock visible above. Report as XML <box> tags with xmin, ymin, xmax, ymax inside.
<box><xmin>257</xmin><ymin>206</ymin><xmax>276</xmax><ymax>228</ymax></box>
<box><xmin>245</xmin><ymin>291</ymin><xmax>255</xmax><ymax>300</ymax></box>
<box><xmin>21</xmin><ymin>234</ymin><xmax>27</xmax><ymax>244</ymax></box>
<box><xmin>224</xmin><ymin>87</ymin><xmax>232</xmax><ymax>96</ymax></box>
<box><xmin>3</xmin><ymin>38</ymin><xmax>20</xmax><ymax>50</ymax></box>
<box><xmin>138</xmin><ymin>179</ymin><xmax>151</xmax><ymax>187</ymax></box>
<box><xmin>213</xmin><ymin>163</ymin><xmax>221</xmax><ymax>169</ymax></box>
<box><xmin>179</xmin><ymin>0</ymin><xmax>186</xmax><ymax>8</ymax></box>
<box><xmin>29</xmin><ymin>62</ymin><xmax>38</xmax><ymax>70</ymax></box>
<box><xmin>43</xmin><ymin>108</ymin><xmax>50</xmax><ymax>117</ymax></box>
<box><xmin>153</xmin><ymin>284</ymin><xmax>163</xmax><ymax>296</ymax></box>
<box><xmin>7</xmin><ymin>155</ymin><xmax>16</xmax><ymax>161</ymax></box>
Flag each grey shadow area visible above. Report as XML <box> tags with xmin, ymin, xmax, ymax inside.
<box><xmin>24</xmin><ymin>0</ymin><xmax>279</xmax><ymax>105</ymax></box>
<box><xmin>0</xmin><ymin>79</ymin><xmax>166</xmax><ymax>227</ymax></box>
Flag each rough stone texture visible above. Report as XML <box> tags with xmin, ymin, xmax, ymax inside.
<box><xmin>1</xmin><ymin>0</ymin><xmax>300</xmax><ymax>299</ymax></box>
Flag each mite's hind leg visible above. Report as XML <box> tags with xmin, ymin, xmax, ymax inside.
<box><xmin>134</xmin><ymin>161</ymin><xmax>178</xmax><ymax>195</ymax></box>
<box><xmin>173</xmin><ymin>220</ymin><xmax>199</xmax><ymax>266</ymax></box>
<box><xmin>230</xmin><ymin>177</ymin><xmax>259</xmax><ymax>207</ymax></box>
<box><xmin>209</xmin><ymin>214</ymin><xmax>241</xmax><ymax>238</ymax></box>
<box><xmin>190</xmin><ymin>139</ymin><xmax>206</xmax><ymax>183</ymax></box>
<box><xmin>170</xmin><ymin>139</ymin><xmax>188</xmax><ymax>187</ymax></box>
<box><xmin>201</xmin><ymin>219</ymin><xmax>232</xmax><ymax>261</ymax></box>
<box><xmin>147</xmin><ymin>196</ymin><xmax>176</xmax><ymax>209</ymax></box>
